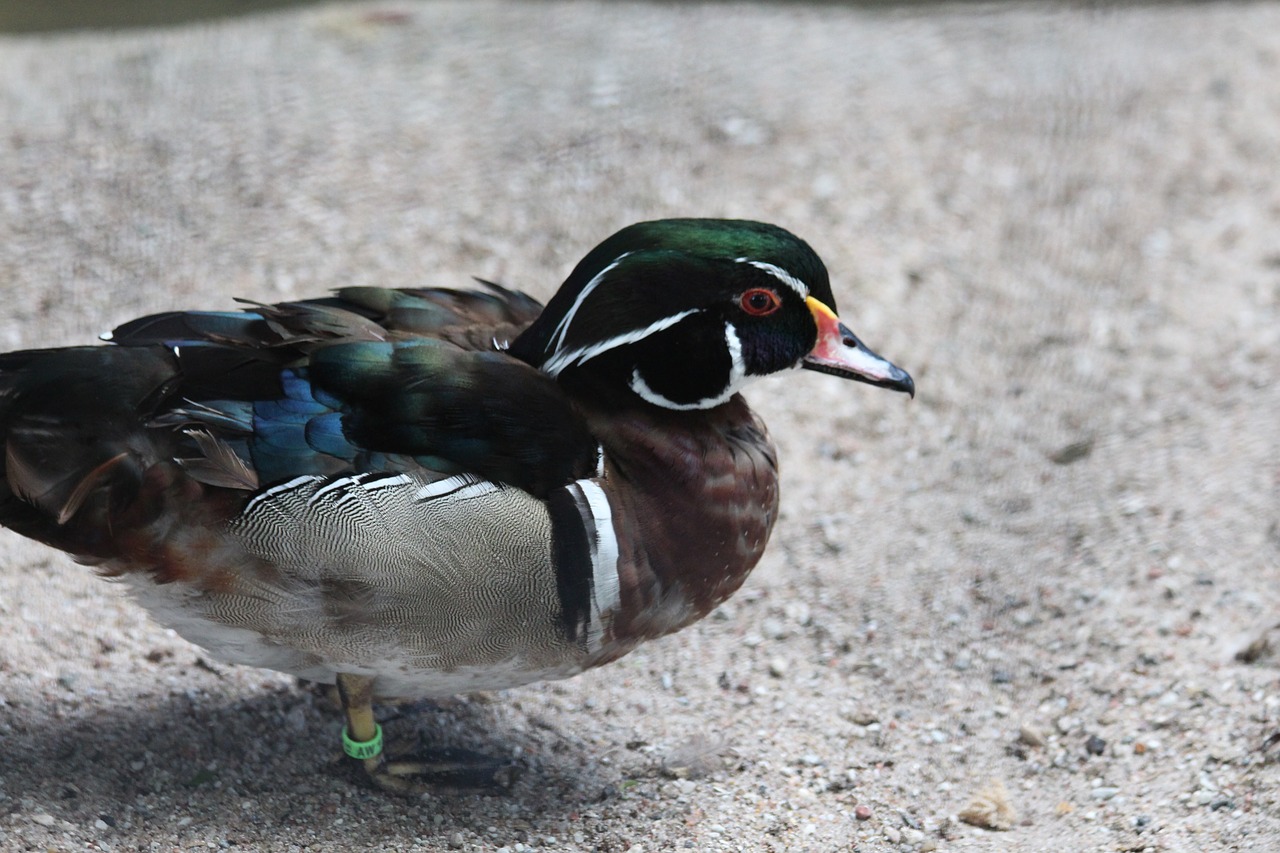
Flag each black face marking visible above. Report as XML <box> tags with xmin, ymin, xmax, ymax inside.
<box><xmin>596</xmin><ymin>314</ymin><xmax>735</xmax><ymax>408</ymax></box>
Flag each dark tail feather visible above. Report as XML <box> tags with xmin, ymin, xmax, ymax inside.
<box><xmin>0</xmin><ymin>347</ymin><xmax>177</xmax><ymax>554</ymax></box>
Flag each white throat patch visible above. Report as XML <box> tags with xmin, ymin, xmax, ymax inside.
<box><xmin>628</xmin><ymin>322</ymin><xmax>750</xmax><ymax>410</ymax></box>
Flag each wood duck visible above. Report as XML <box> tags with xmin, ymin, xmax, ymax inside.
<box><xmin>0</xmin><ymin>219</ymin><xmax>912</xmax><ymax>792</ymax></box>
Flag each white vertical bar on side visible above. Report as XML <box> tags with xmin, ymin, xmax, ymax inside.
<box><xmin>573</xmin><ymin>479</ymin><xmax>620</xmax><ymax>650</ymax></box>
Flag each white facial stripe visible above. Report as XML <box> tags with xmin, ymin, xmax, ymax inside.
<box><xmin>543</xmin><ymin>308</ymin><xmax>700</xmax><ymax>377</ymax></box>
<box><xmin>735</xmin><ymin>257</ymin><xmax>808</xmax><ymax>297</ymax></box>
<box><xmin>628</xmin><ymin>321</ymin><xmax>751</xmax><ymax>411</ymax></box>
<box><xmin>547</xmin><ymin>251</ymin><xmax>632</xmax><ymax>355</ymax></box>
<box><xmin>569</xmin><ymin>478</ymin><xmax>621</xmax><ymax>650</ymax></box>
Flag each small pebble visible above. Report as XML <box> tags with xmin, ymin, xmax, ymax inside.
<box><xmin>783</xmin><ymin>600</ymin><xmax>811</xmax><ymax>626</ymax></box>
<box><xmin>285</xmin><ymin>705</ymin><xmax>308</xmax><ymax>732</ymax></box>
<box><xmin>1018</xmin><ymin>725</ymin><xmax>1045</xmax><ymax>747</ymax></box>
<box><xmin>767</xmin><ymin>657</ymin><xmax>788</xmax><ymax>678</ymax></box>
<box><xmin>1084</xmin><ymin>734</ymin><xmax>1106</xmax><ymax>755</ymax></box>
<box><xmin>1091</xmin><ymin>787</ymin><xmax>1120</xmax><ymax>801</ymax></box>
<box><xmin>855</xmin><ymin>805</ymin><xmax>873</xmax><ymax>821</ymax></box>
<box><xmin>959</xmin><ymin>778</ymin><xmax>1019</xmax><ymax>830</ymax></box>
<box><xmin>32</xmin><ymin>813</ymin><xmax>56</xmax><ymax>827</ymax></box>
<box><xmin>449</xmin><ymin>831</ymin><xmax>465</xmax><ymax>849</ymax></box>
<box><xmin>761</xmin><ymin>618</ymin><xmax>788</xmax><ymax>640</ymax></box>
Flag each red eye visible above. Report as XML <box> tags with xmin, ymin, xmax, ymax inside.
<box><xmin>739</xmin><ymin>288</ymin><xmax>781</xmax><ymax>316</ymax></box>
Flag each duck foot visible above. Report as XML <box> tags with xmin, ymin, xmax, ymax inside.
<box><xmin>335</xmin><ymin>673</ymin><xmax>516</xmax><ymax>795</ymax></box>
<box><xmin>376</xmin><ymin>747</ymin><xmax>516</xmax><ymax>792</ymax></box>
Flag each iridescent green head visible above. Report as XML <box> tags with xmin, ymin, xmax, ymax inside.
<box><xmin>511</xmin><ymin>219</ymin><xmax>913</xmax><ymax>409</ymax></box>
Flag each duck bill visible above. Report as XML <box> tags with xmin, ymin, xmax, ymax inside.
<box><xmin>801</xmin><ymin>297</ymin><xmax>915</xmax><ymax>397</ymax></box>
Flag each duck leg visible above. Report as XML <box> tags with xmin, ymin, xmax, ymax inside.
<box><xmin>335</xmin><ymin>673</ymin><xmax>514</xmax><ymax>794</ymax></box>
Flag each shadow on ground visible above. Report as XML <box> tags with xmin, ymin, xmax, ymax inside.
<box><xmin>1</xmin><ymin>684</ymin><xmax>622</xmax><ymax>846</ymax></box>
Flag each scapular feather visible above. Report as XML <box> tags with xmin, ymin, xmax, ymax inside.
<box><xmin>150</xmin><ymin>400</ymin><xmax>254</xmax><ymax>434</ymax></box>
<box><xmin>303</xmin><ymin>413</ymin><xmax>357</xmax><ymax>460</ymax></box>
<box><xmin>309</xmin><ymin>342</ymin><xmax>598</xmax><ymax>496</ymax></box>
<box><xmin>179</xmin><ymin>429</ymin><xmax>259</xmax><ymax>490</ymax></box>
<box><xmin>169</xmin><ymin>344</ymin><xmax>289</xmax><ymax>401</ymax></box>
<box><xmin>249</xmin><ymin>299</ymin><xmax>391</xmax><ymax>342</ymax></box>
<box><xmin>107</xmin><ymin>311</ymin><xmax>276</xmax><ymax>348</ymax></box>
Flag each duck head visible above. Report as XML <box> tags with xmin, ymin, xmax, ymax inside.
<box><xmin>510</xmin><ymin>219</ymin><xmax>914</xmax><ymax>409</ymax></box>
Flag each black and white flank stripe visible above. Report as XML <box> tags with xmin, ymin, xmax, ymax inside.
<box><xmin>227</xmin><ymin>464</ymin><xmax>622</xmax><ymax>662</ymax></box>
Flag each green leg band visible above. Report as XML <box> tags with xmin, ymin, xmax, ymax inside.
<box><xmin>342</xmin><ymin>723</ymin><xmax>383</xmax><ymax>760</ymax></box>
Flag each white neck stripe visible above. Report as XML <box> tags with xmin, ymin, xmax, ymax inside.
<box><xmin>735</xmin><ymin>258</ymin><xmax>809</xmax><ymax>297</ymax></box>
<box><xmin>543</xmin><ymin>308</ymin><xmax>700</xmax><ymax>377</ymax></box>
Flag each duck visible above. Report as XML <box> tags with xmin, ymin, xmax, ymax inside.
<box><xmin>0</xmin><ymin>218</ymin><xmax>913</xmax><ymax>793</ymax></box>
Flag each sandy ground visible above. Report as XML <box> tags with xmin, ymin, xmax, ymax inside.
<box><xmin>1</xmin><ymin>2</ymin><xmax>1278</xmax><ymax>851</ymax></box>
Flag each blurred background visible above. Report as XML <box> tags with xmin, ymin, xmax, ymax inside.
<box><xmin>1</xmin><ymin>2</ymin><xmax>1277</xmax><ymax>851</ymax></box>
<box><xmin>1</xmin><ymin>0</ymin><xmax>318</xmax><ymax>32</ymax></box>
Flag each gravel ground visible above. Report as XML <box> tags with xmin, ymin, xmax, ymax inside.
<box><xmin>2</xmin><ymin>2</ymin><xmax>1279</xmax><ymax>851</ymax></box>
